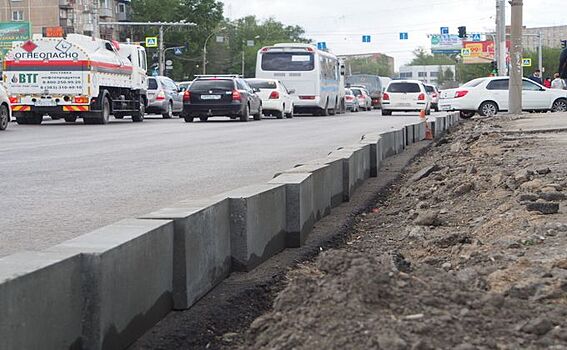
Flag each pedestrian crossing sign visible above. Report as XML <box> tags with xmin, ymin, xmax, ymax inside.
<box><xmin>145</xmin><ymin>37</ymin><xmax>158</xmax><ymax>48</ymax></box>
<box><xmin>522</xmin><ymin>58</ymin><xmax>532</xmax><ymax>67</ymax></box>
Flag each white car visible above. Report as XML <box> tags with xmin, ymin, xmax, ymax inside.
<box><xmin>439</xmin><ymin>77</ymin><xmax>567</xmax><ymax>118</ymax></box>
<box><xmin>382</xmin><ymin>80</ymin><xmax>431</xmax><ymax>116</ymax></box>
<box><xmin>0</xmin><ymin>85</ymin><xmax>11</xmax><ymax>131</ymax></box>
<box><xmin>350</xmin><ymin>87</ymin><xmax>372</xmax><ymax>111</ymax></box>
<box><xmin>245</xmin><ymin>78</ymin><xmax>294</xmax><ymax>119</ymax></box>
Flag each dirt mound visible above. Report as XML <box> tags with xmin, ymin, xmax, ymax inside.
<box><xmin>238</xmin><ymin>118</ymin><xmax>567</xmax><ymax>350</ymax></box>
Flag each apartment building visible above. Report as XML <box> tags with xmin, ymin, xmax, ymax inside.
<box><xmin>506</xmin><ymin>25</ymin><xmax>567</xmax><ymax>51</ymax></box>
<box><xmin>0</xmin><ymin>0</ymin><xmax>131</xmax><ymax>39</ymax></box>
<box><xmin>398</xmin><ymin>65</ymin><xmax>456</xmax><ymax>85</ymax></box>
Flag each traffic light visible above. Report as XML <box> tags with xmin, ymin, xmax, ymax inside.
<box><xmin>490</xmin><ymin>61</ymin><xmax>498</xmax><ymax>76</ymax></box>
<box><xmin>458</xmin><ymin>26</ymin><xmax>467</xmax><ymax>39</ymax></box>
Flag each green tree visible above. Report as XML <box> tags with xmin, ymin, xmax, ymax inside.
<box><xmin>409</xmin><ymin>47</ymin><xmax>455</xmax><ymax>66</ymax></box>
<box><xmin>522</xmin><ymin>47</ymin><xmax>562</xmax><ymax>79</ymax></box>
<box><xmin>346</xmin><ymin>55</ymin><xmax>392</xmax><ymax>76</ymax></box>
<box><xmin>130</xmin><ymin>0</ymin><xmax>225</xmax><ymax>80</ymax></box>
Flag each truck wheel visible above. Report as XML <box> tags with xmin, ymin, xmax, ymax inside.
<box><xmin>162</xmin><ymin>102</ymin><xmax>173</xmax><ymax>119</ymax></box>
<box><xmin>64</xmin><ymin>115</ymin><xmax>77</xmax><ymax>123</ymax></box>
<box><xmin>94</xmin><ymin>96</ymin><xmax>110</xmax><ymax>124</ymax></box>
<box><xmin>132</xmin><ymin>98</ymin><xmax>145</xmax><ymax>123</ymax></box>
<box><xmin>240</xmin><ymin>104</ymin><xmax>249</xmax><ymax>122</ymax></box>
<box><xmin>114</xmin><ymin>114</ymin><xmax>124</xmax><ymax>119</ymax></box>
<box><xmin>184</xmin><ymin>116</ymin><xmax>194</xmax><ymax>123</ymax></box>
<box><xmin>0</xmin><ymin>104</ymin><xmax>8</xmax><ymax>130</ymax></box>
<box><xmin>199</xmin><ymin>116</ymin><xmax>209</xmax><ymax>122</ymax></box>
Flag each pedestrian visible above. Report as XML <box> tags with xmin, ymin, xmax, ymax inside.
<box><xmin>551</xmin><ymin>72</ymin><xmax>566</xmax><ymax>89</ymax></box>
<box><xmin>544</xmin><ymin>77</ymin><xmax>552</xmax><ymax>88</ymax></box>
<box><xmin>529</xmin><ymin>69</ymin><xmax>543</xmax><ymax>85</ymax></box>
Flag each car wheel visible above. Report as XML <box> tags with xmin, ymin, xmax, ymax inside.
<box><xmin>0</xmin><ymin>104</ymin><xmax>8</xmax><ymax>130</ymax></box>
<box><xmin>64</xmin><ymin>115</ymin><xmax>77</xmax><ymax>123</ymax></box>
<box><xmin>184</xmin><ymin>116</ymin><xmax>194</xmax><ymax>123</ymax></box>
<box><xmin>199</xmin><ymin>116</ymin><xmax>209</xmax><ymax>122</ymax></box>
<box><xmin>460</xmin><ymin>111</ymin><xmax>475</xmax><ymax>119</ymax></box>
<box><xmin>478</xmin><ymin>101</ymin><xmax>498</xmax><ymax>117</ymax></box>
<box><xmin>162</xmin><ymin>101</ymin><xmax>173</xmax><ymax>119</ymax></box>
<box><xmin>240</xmin><ymin>104</ymin><xmax>249</xmax><ymax>122</ymax></box>
<box><xmin>285</xmin><ymin>106</ymin><xmax>294</xmax><ymax>118</ymax></box>
<box><xmin>551</xmin><ymin>98</ymin><xmax>567</xmax><ymax>112</ymax></box>
<box><xmin>274</xmin><ymin>110</ymin><xmax>283</xmax><ymax>119</ymax></box>
<box><xmin>382</xmin><ymin>109</ymin><xmax>392</xmax><ymax>116</ymax></box>
<box><xmin>253</xmin><ymin>105</ymin><xmax>262</xmax><ymax>121</ymax></box>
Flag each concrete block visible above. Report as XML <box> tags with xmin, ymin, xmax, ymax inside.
<box><xmin>414</xmin><ymin>121</ymin><xmax>426</xmax><ymax>141</ymax></box>
<box><xmin>360</xmin><ymin>133</ymin><xmax>384</xmax><ymax>177</ymax></box>
<box><xmin>405</xmin><ymin>124</ymin><xmax>414</xmax><ymax>145</ymax></box>
<box><xmin>380</xmin><ymin>130</ymin><xmax>397</xmax><ymax>158</ymax></box>
<box><xmin>140</xmin><ymin>197</ymin><xmax>231</xmax><ymax>310</ymax></box>
<box><xmin>328</xmin><ymin>144</ymin><xmax>371</xmax><ymax>201</ymax></box>
<box><xmin>269</xmin><ymin>173</ymin><xmax>315</xmax><ymax>247</ymax></box>
<box><xmin>279</xmin><ymin>163</ymin><xmax>334</xmax><ymax>217</ymax></box>
<box><xmin>48</xmin><ymin>218</ymin><xmax>174</xmax><ymax>350</ymax></box>
<box><xmin>224</xmin><ymin>184</ymin><xmax>287</xmax><ymax>271</ymax></box>
<box><xmin>0</xmin><ymin>251</ymin><xmax>84</xmax><ymax>350</ymax></box>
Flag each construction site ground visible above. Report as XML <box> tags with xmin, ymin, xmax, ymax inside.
<box><xmin>230</xmin><ymin>113</ymin><xmax>567</xmax><ymax>350</ymax></box>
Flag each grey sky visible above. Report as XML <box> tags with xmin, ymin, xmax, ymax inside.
<box><xmin>221</xmin><ymin>0</ymin><xmax>567</xmax><ymax>70</ymax></box>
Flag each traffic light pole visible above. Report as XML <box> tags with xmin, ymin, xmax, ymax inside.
<box><xmin>496</xmin><ymin>0</ymin><xmax>507</xmax><ymax>75</ymax></box>
<box><xmin>509</xmin><ymin>0</ymin><xmax>523</xmax><ymax>115</ymax></box>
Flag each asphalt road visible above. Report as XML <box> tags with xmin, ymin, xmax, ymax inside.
<box><xmin>0</xmin><ymin>110</ymin><xmax>437</xmax><ymax>257</ymax></box>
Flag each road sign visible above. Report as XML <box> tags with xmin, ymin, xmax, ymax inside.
<box><xmin>461</xmin><ymin>48</ymin><xmax>471</xmax><ymax>56</ymax></box>
<box><xmin>362</xmin><ymin>35</ymin><xmax>371</xmax><ymax>43</ymax></box>
<box><xmin>522</xmin><ymin>58</ymin><xmax>532</xmax><ymax>67</ymax></box>
<box><xmin>145</xmin><ymin>37</ymin><xmax>158</xmax><ymax>48</ymax></box>
<box><xmin>471</xmin><ymin>33</ymin><xmax>481</xmax><ymax>42</ymax></box>
<box><xmin>440</xmin><ymin>27</ymin><xmax>449</xmax><ymax>35</ymax></box>
<box><xmin>246</xmin><ymin>40</ymin><xmax>255</xmax><ymax>47</ymax></box>
<box><xmin>216</xmin><ymin>36</ymin><xmax>224</xmax><ymax>43</ymax></box>
<box><xmin>317</xmin><ymin>42</ymin><xmax>327</xmax><ymax>50</ymax></box>
<box><xmin>399</xmin><ymin>32</ymin><xmax>408</xmax><ymax>40</ymax></box>
<box><xmin>165</xmin><ymin>59</ymin><xmax>173</xmax><ymax>66</ymax></box>
<box><xmin>174</xmin><ymin>48</ymin><xmax>183</xmax><ymax>55</ymax></box>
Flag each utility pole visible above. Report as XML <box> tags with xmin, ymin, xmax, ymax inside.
<box><xmin>241</xmin><ymin>50</ymin><xmax>245</xmax><ymax>76</ymax></box>
<box><xmin>158</xmin><ymin>25</ymin><xmax>164</xmax><ymax>76</ymax></box>
<box><xmin>496</xmin><ymin>0</ymin><xmax>507</xmax><ymax>75</ymax></box>
<box><xmin>509</xmin><ymin>0</ymin><xmax>523</xmax><ymax>115</ymax></box>
<box><xmin>538</xmin><ymin>32</ymin><xmax>543</xmax><ymax>75</ymax></box>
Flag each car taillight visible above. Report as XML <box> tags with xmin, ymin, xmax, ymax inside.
<box><xmin>73</xmin><ymin>96</ymin><xmax>89</xmax><ymax>104</ymax></box>
<box><xmin>418</xmin><ymin>93</ymin><xmax>426</xmax><ymax>101</ymax></box>
<box><xmin>455</xmin><ymin>90</ymin><xmax>469</xmax><ymax>98</ymax></box>
<box><xmin>432</xmin><ymin>93</ymin><xmax>438</xmax><ymax>98</ymax></box>
<box><xmin>183</xmin><ymin>90</ymin><xmax>191</xmax><ymax>102</ymax></box>
<box><xmin>299</xmin><ymin>96</ymin><xmax>315</xmax><ymax>100</ymax></box>
<box><xmin>269</xmin><ymin>91</ymin><xmax>280</xmax><ymax>99</ymax></box>
<box><xmin>9</xmin><ymin>96</ymin><xmax>19</xmax><ymax>104</ymax></box>
<box><xmin>345</xmin><ymin>96</ymin><xmax>354</xmax><ymax>101</ymax></box>
<box><xmin>232</xmin><ymin>90</ymin><xmax>241</xmax><ymax>101</ymax></box>
<box><xmin>383</xmin><ymin>93</ymin><xmax>390</xmax><ymax>101</ymax></box>
<box><xmin>156</xmin><ymin>90</ymin><xmax>166</xmax><ymax>100</ymax></box>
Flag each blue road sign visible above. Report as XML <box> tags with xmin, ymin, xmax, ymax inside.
<box><xmin>440</xmin><ymin>27</ymin><xmax>449</xmax><ymax>35</ymax></box>
<box><xmin>174</xmin><ymin>48</ymin><xmax>183</xmax><ymax>55</ymax></box>
<box><xmin>317</xmin><ymin>42</ymin><xmax>327</xmax><ymax>50</ymax></box>
<box><xmin>362</xmin><ymin>35</ymin><xmax>371</xmax><ymax>43</ymax></box>
<box><xmin>472</xmin><ymin>33</ymin><xmax>481</xmax><ymax>41</ymax></box>
<box><xmin>399</xmin><ymin>32</ymin><xmax>409</xmax><ymax>40</ymax></box>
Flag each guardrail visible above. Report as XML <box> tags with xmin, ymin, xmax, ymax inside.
<box><xmin>0</xmin><ymin>112</ymin><xmax>461</xmax><ymax>350</ymax></box>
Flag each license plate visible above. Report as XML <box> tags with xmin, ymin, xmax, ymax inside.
<box><xmin>35</xmin><ymin>99</ymin><xmax>57</xmax><ymax>106</ymax></box>
<box><xmin>440</xmin><ymin>105</ymin><xmax>451</xmax><ymax>110</ymax></box>
<box><xmin>399</xmin><ymin>103</ymin><xmax>411</xmax><ymax>107</ymax></box>
<box><xmin>201</xmin><ymin>95</ymin><xmax>221</xmax><ymax>100</ymax></box>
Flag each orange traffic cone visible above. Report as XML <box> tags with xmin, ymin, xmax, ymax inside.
<box><xmin>420</xmin><ymin>109</ymin><xmax>433</xmax><ymax>140</ymax></box>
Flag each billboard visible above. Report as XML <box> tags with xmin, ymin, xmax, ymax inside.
<box><xmin>462</xmin><ymin>40</ymin><xmax>511</xmax><ymax>64</ymax></box>
<box><xmin>430</xmin><ymin>34</ymin><xmax>463</xmax><ymax>54</ymax></box>
<box><xmin>0</xmin><ymin>22</ymin><xmax>31</xmax><ymax>60</ymax></box>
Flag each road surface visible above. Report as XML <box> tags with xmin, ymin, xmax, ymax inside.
<box><xmin>0</xmin><ymin>111</ymin><xmax>434</xmax><ymax>256</ymax></box>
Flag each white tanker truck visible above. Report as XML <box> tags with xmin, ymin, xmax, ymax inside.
<box><xmin>3</xmin><ymin>34</ymin><xmax>148</xmax><ymax>124</ymax></box>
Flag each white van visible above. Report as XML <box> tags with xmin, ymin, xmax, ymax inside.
<box><xmin>382</xmin><ymin>80</ymin><xmax>431</xmax><ymax>115</ymax></box>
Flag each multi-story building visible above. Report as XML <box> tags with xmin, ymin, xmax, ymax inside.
<box><xmin>0</xmin><ymin>0</ymin><xmax>132</xmax><ymax>39</ymax></box>
<box><xmin>506</xmin><ymin>25</ymin><xmax>567</xmax><ymax>51</ymax></box>
<box><xmin>339</xmin><ymin>52</ymin><xmax>395</xmax><ymax>77</ymax></box>
<box><xmin>398</xmin><ymin>64</ymin><xmax>456</xmax><ymax>86</ymax></box>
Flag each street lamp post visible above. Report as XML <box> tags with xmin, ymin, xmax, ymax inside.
<box><xmin>203</xmin><ymin>27</ymin><xmax>226</xmax><ymax>75</ymax></box>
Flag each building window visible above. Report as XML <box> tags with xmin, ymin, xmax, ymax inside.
<box><xmin>418</xmin><ymin>72</ymin><xmax>427</xmax><ymax>77</ymax></box>
<box><xmin>399</xmin><ymin>72</ymin><xmax>412</xmax><ymax>78</ymax></box>
<box><xmin>118</xmin><ymin>3</ymin><xmax>125</xmax><ymax>12</ymax></box>
<box><xmin>12</xmin><ymin>10</ymin><xmax>24</xmax><ymax>21</ymax></box>
<box><xmin>429</xmin><ymin>71</ymin><xmax>438</xmax><ymax>77</ymax></box>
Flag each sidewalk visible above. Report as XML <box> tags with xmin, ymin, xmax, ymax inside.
<box><xmin>235</xmin><ymin>114</ymin><xmax>567</xmax><ymax>350</ymax></box>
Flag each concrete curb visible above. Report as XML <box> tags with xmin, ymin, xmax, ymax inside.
<box><xmin>0</xmin><ymin>112</ymin><xmax>461</xmax><ymax>349</ymax></box>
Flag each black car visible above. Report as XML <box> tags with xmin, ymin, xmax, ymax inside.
<box><xmin>182</xmin><ymin>76</ymin><xmax>263</xmax><ymax>122</ymax></box>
